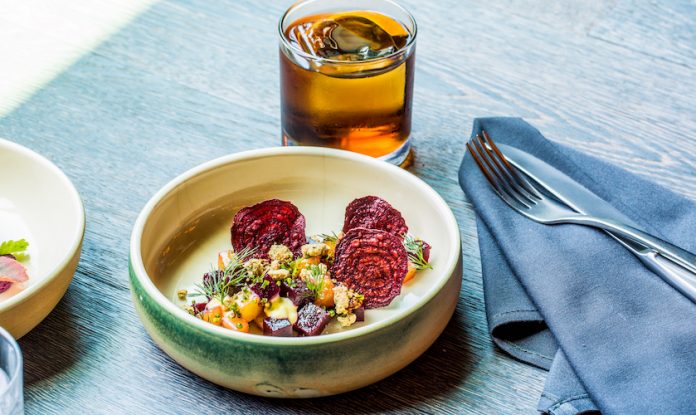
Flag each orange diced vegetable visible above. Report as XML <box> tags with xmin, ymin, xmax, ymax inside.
<box><xmin>236</xmin><ymin>294</ymin><xmax>263</xmax><ymax>322</ymax></box>
<box><xmin>217</xmin><ymin>249</ymin><xmax>234</xmax><ymax>270</ymax></box>
<box><xmin>314</xmin><ymin>277</ymin><xmax>335</xmax><ymax>308</ymax></box>
<box><xmin>202</xmin><ymin>302</ymin><xmax>224</xmax><ymax>326</ymax></box>
<box><xmin>403</xmin><ymin>263</ymin><xmax>417</xmax><ymax>284</ymax></box>
<box><xmin>222</xmin><ymin>313</ymin><xmax>250</xmax><ymax>333</ymax></box>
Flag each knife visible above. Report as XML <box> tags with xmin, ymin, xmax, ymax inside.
<box><xmin>499</xmin><ymin>144</ymin><xmax>696</xmax><ymax>303</ymax></box>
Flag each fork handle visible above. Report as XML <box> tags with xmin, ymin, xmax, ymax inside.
<box><xmin>563</xmin><ymin>215</ymin><xmax>696</xmax><ymax>275</ymax></box>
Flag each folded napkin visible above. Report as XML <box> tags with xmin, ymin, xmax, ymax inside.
<box><xmin>458</xmin><ymin>118</ymin><xmax>696</xmax><ymax>415</ymax></box>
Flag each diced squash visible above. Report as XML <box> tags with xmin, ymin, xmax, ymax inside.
<box><xmin>314</xmin><ymin>277</ymin><xmax>335</xmax><ymax>308</ymax></box>
<box><xmin>222</xmin><ymin>312</ymin><xmax>250</xmax><ymax>332</ymax></box>
<box><xmin>403</xmin><ymin>263</ymin><xmax>417</xmax><ymax>284</ymax></box>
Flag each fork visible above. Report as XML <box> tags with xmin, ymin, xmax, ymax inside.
<box><xmin>466</xmin><ymin>131</ymin><xmax>696</xmax><ymax>275</ymax></box>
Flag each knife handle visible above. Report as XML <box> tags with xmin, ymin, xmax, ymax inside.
<box><xmin>610</xmin><ymin>233</ymin><xmax>696</xmax><ymax>303</ymax></box>
<box><xmin>569</xmin><ymin>216</ymin><xmax>696</xmax><ymax>275</ymax></box>
<box><xmin>644</xmin><ymin>252</ymin><xmax>696</xmax><ymax>303</ymax></box>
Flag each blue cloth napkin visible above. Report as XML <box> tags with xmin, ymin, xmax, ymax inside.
<box><xmin>458</xmin><ymin>118</ymin><xmax>696</xmax><ymax>415</ymax></box>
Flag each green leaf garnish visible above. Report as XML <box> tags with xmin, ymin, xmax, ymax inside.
<box><xmin>403</xmin><ymin>234</ymin><xmax>432</xmax><ymax>271</ymax></box>
<box><xmin>0</xmin><ymin>239</ymin><xmax>29</xmax><ymax>261</ymax></box>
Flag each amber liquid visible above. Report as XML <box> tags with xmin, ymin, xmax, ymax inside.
<box><xmin>280</xmin><ymin>11</ymin><xmax>415</xmax><ymax>159</ymax></box>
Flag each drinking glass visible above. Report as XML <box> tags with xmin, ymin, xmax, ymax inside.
<box><xmin>0</xmin><ymin>327</ymin><xmax>22</xmax><ymax>415</ymax></box>
<box><xmin>279</xmin><ymin>0</ymin><xmax>417</xmax><ymax>165</ymax></box>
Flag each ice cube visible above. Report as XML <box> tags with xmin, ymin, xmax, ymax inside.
<box><xmin>289</xmin><ymin>14</ymin><xmax>407</xmax><ymax>61</ymax></box>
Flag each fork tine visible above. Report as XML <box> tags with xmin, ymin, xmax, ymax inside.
<box><xmin>466</xmin><ymin>142</ymin><xmax>501</xmax><ymax>193</ymax></box>
<box><xmin>475</xmin><ymin>134</ymin><xmax>537</xmax><ymax>206</ymax></box>
<box><xmin>472</xmin><ymin>135</ymin><xmax>532</xmax><ymax>209</ymax></box>
<box><xmin>468</xmin><ymin>137</ymin><xmax>530</xmax><ymax>210</ymax></box>
<box><xmin>478</xmin><ymin>131</ymin><xmax>538</xmax><ymax>205</ymax></box>
<box><xmin>481</xmin><ymin>130</ymin><xmax>542</xmax><ymax>200</ymax></box>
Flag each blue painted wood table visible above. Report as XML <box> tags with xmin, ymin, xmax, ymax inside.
<box><xmin>1</xmin><ymin>0</ymin><xmax>694</xmax><ymax>413</ymax></box>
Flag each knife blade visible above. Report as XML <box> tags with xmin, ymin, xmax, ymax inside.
<box><xmin>499</xmin><ymin>144</ymin><xmax>696</xmax><ymax>303</ymax></box>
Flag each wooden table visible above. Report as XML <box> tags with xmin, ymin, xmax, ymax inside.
<box><xmin>1</xmin><ymin>0</ymin><xmax>694</xmax><ymax>413</ymax></box>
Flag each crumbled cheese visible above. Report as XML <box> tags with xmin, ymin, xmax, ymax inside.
<box><xmin>269</xmin><ymin>260</ymin><xmax>281</xmax><ymax>270</ymax></box>
<box><xmin>244</xmin><ymin>258</ymin><xmax>268</xmax><ymax>276</ymax></box>
<box><xmin>176</xmin><ymin>289</ymin><xmax>188</xmax><ymax>300</ymax></box>
<box><xmin>268</xmin><ymin>268</ymin><xmax>290</xmax><ymax>280</ymax></box>
<box><xmin>298</xmin><ymin>268</ymin><xmax>311</xmax><ymax>281</ymax></box>
<box><xmin>298</xmin><ymin>263</ymin><xmax>327</xmax><ymax>282</ymax></box>
<box><xmin>333</xmin><ymin>284</ymin><xmax>350</xmax><ymax>315</ymax></box>
<box><xmin>337</xmin><ymin>313</ymin><xmax>357</xmax><ymax>327</ymax></box>
<box><xmin>301</xmin><ymin>243</ymin><xmax>328</xmax><ymax>258</ymax></box>
<box><xmin>268</xmin><ymin>244</ymin><xmax>293</xmax><ymax>262</ymax></box>
<box><xmin>181</xmin><ymin>304</ymin><xmax>195</xmax><ymax>315</ymax></box>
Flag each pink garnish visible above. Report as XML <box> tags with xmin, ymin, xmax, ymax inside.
<box><xmin>0</xmin><ymin>256</ymin><xmax>29</xmax><ymax>283</ymax></box>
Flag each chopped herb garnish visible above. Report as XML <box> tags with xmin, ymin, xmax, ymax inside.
<box><xmin>403</xmin><ymin>234</ymin><xmax>432</xmax><ymax>271</ymax></box>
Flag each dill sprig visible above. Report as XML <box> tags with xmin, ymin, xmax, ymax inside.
<box><xmin>403</xmin><ymin>235</ymin><xmax>432</xmax><ymax>271</ymax></box>
<box><xmin>190</xmin><ymin>246</ymin><xmax>256</xmax><ymax>303</ymax></box>
<box><xmin>317</xmin><ymin>232</ymin><xmax>339</xmax><ymax>244</ymax></box>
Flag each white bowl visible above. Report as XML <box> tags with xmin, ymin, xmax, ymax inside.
<box><xmin>0</xmin><ymin>139</ymin><xmax>85</xmax><ymax>338</ymax></box>
<box><xmin>130</xmin><ymin>147</ymin><xmax>461</xmax><ymax>397</ymax></box>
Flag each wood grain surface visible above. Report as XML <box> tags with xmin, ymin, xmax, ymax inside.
<box><xmin>0</xmin><ymin>0</ymin><xmax>694</xmax><ymax>414</ymax></box>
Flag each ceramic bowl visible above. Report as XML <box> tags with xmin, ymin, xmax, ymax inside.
<box><xmin>0</xmin><ymin>139</ymin><xmax>85</xmax><ymax>338</ymax></box>
<box><xmin>129</xmin><ymin>147</ymin><xmax>461</xmax><ymax>397</ymax></box>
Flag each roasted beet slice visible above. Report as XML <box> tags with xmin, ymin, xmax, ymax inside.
<box><xmin>263</xmin><ymin>317</ymin><xmax>294</xmax><ymax>337</ymax></box>
<box><xmin>354</xmin><ymin>306</ymin><xmax>365</xmax><ymax>322</ymax></box>
<box><xmin>193</xmin><ymin>302</ymin><xmax>207</xmax><ymax>313</ymax></box>
<box><xmin>281</xmin><ymin>280</ymin><xmax>314</xmax><ymax>307</ymax></box>
<box><xmin>331</xmin><ymin>228</ymin><xmax>408</xmax><ymax>309</ymax></box>
<box><xmin>421</xmin><ymin>240</ymin><xmax>431</xmax><ymax>263</ymax></box>
<box><xmin>294</xmin><ymin>303</ymin><xmax>331</xmax><ymax>336</ymax></box>
<box><xmin>250</xmin><ymin>276</ymin><xmax>281</xmax><ymax>302</ymax></box>
<box><xmin>231</xmin><ymin>199</ymin><xmax>306</xmax><ymax>259</ymax></box>
<box><xmin>342</xmin><ymin>196</ymin><xmax>408</xmax><ymax>237</ymax></box>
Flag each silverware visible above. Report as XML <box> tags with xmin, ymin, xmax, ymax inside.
<box><xmin>498</xmin><ymin>142</ymin><xmax>696</xmax><ymax>303</ymax></box>
<box><xmin>466</xmin><ymin>131</ymin><xmax>696</xmax><ymax>276</ymax></box>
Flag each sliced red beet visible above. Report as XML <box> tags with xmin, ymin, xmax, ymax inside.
<box><xmin>331</xmin><ymin>228</ymin><xmax>408</xmax><ymax>309</ymax></box>
<box><xmin>281</xmin><ymin>280</ymin><xmax>314</xmax><ymax>307</ymax></box>
<box><xmin>422</xmin><ymin>240</ymin><xmax>431</xmax><ymax>262</ymax></box>
<box><xmin>250</xmin><ymin>276</ymin><xmax>280</xmax><ymax>302</ymax></box>
<box><xmin>294</xmin><ymin>303</ymin><xmax>331</xmax><ymax>336</ymax></box>
<box><xmin>193</xmin><ymin>302</ymin><xmax>207</xmax><ymax>313</ymax></box>
<box><xmin>263</xmin><ymin>318</ymin><xmax>294</xmax><ymax>337</ymax></box>
<box><xmin>354</xmin><ymin>306</ymin><xmax>365</xmax><ymax>322</ymax></box>
<box><xmin>231</xmin><ymin>199</ymin><xmax>307</xmax><ymax>259</ymax></box>
<box><xmin>342</xmin><ymin>196</ymin><xmax>408</xmax><ymax>237</ymax></box>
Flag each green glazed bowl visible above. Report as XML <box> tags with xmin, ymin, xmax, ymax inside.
<box><xmin>129</xmin><ymin>147</ymin><xmax>462</xmax><ymax>397</ymax></box>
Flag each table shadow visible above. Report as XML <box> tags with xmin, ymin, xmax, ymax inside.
<box><xmin>19</xmin><ymin>288</ymin><xmax>81</xmax><ymax>386</ymax></box>
<box><xmin>241</xmin><ymin>306</ymin><xmax>474</xmax><ymax>414</ymax></box>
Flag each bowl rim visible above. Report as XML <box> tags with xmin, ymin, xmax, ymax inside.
<box><xmin>0</xmin><ymin>138</ymin><xmax>85</xmax><ymax>312</ymax></box>
<box><xmin>130</xmin><ymin>146</ymin><xmax>461</xmax><ymax>345</ymax></box>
